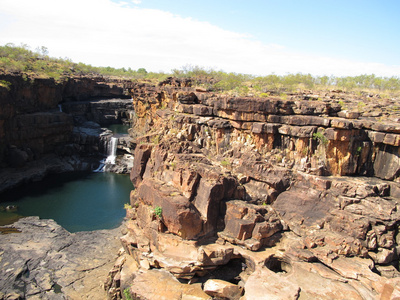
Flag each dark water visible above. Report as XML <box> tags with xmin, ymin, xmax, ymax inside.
<box><xmin>0</xmin><ymin>172</ymin><xmax>133</xmax><ymax>232</ymax></box>
<box><xmin>108</xmin><ymin>124</ymin><xmax>130</xmax><ymax>134</ymax></box>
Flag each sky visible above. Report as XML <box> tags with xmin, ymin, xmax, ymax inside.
<box><xmin>0</xmin><ymin>0</ymin><xmax>399</xmax><ymax>77</ymax></box>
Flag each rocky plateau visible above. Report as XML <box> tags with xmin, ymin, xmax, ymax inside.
<box><xmin>1</xmin><ymin>75</ymin><xmax>400</xmax><ymax>299</ymax></box>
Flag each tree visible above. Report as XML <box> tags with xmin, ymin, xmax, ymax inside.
<box><xmin>36</xmin><ymin>46</ymin><xmax>49</xmax><ymax>59</ymax></box>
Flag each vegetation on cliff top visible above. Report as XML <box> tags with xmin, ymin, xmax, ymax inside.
<box><xmin>1</xmin><ymin>43</ymin><xmax>400</xmax><ymax>98</ymax></box>
<box><xmin>0</xmin><ymin>43</ymin><xmax>167</xmax><ymax>81</ymax></box>
<box><xmin>173</xmin><ymin>65</ymin><xmax>400</xmax><ymax>98</ymax></box>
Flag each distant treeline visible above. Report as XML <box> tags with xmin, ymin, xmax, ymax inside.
<box><xmin>0</xmin><ymin>43</ymin><xmax>167</xmax><ymax>80</ymax></box>
<box><xmin>1</xmin><ymin>43</ymin><xmax>399</xmax><ymax>96</ymax></box>
<box><xmin>172</xmin><ymin>65</ymin><xmax>400</xmax><ymax>96</ymax></box>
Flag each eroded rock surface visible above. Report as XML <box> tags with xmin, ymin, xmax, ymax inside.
<box><xmin>0</xmin><ymin>74</ymin><xmax>136</xmax><ymax>192</ymax></box>
<box><xmin>0</xmin><ymin>217</ymin><xmax>122</xmax><ymax>300</ymax></box>
<box><xmin>106</xmin><ymin>78</ymin><xmax>400</xmax><ymax>300</ymax></box>
<box><xmin>3</xmin><ymin>75</ymin><xmax>400</xmax><ymax>299</ymax></box>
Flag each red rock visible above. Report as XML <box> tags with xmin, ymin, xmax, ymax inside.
<box><xmin>193</xmin><ymin>178</ymin><xmax>224</xmax><ymax>235</ymax></box>
<box><xmin>137</xmin><ymin>178</ymin><xmax>203</xmax><ymax>239</ymax></box>
<box><xmin>130</xmin><ymin>144</ymin><xmax>153</xmax><ymax>185</ymax></box>
<box><xmin>252</xmin><ymin>221</ymin><xmax>282</xmax><ymax>240</ymax></box>
<box><xmin>203</xmin><ymin>279</ymin><xmax>242</xmax><ymax>299</ymax></box>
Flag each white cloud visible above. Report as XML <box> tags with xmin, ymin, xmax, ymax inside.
<box><xmin>0</xmin><ymin>0</ymin><xmax>399</xmax><ymax>77</ymax></box>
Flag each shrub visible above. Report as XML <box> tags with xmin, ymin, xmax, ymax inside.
<box><xmin>123</xmin><ymin>288</ymin><xmax>133</xmax><ymax>300</ymax></box>
<box><xmin>154</xmin><ymin>206</ymin><xmax>162</xmax><ymax>218</ymax></box>
<box><xmin>313</xmin><ymin>132</ymin><xmax>328</xmax><ymax>146</ymax></box>
<box><xmin>0</xmin><ymin>80</ymin><xmax>11</xmax><ymax>90</ymax></box>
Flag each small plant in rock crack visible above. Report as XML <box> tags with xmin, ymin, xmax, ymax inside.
<box><xmin>313</xmin><ymin>131</ymin><xmax>328</xmax><ymax>146</ymax></box>
<box><xmin>170</xmin><ymin>161</ymin><xmax>177</xmax><ymax>170</ymax></box>
<box><xmin>154</xmin><ymin>206</ymin><xmax>163</xmax><ymax>218</ymax></box>
<box><xmin>355</xmin><ymin>146</ymin><xmax>362</xmax><ymax>156</ymax></box>
<box><xmin>220</xmin><ymin>158</ymin><xmax>230</xmax><ymax>167</ymax></box>
<box><xmin>123</xmin><ymin>288</ymin><xmax>133</xmax><ymax>300</ymax></box>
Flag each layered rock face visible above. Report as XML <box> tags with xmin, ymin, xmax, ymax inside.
<box><xmin>107</xmin><ymin>79</ymin><xmax>400</xmax><ymax>299</ymax></box>
<box><xmin>0</xmin><ymin>74</ymin><xmax>135</xmax><ymax>192</ymax></box>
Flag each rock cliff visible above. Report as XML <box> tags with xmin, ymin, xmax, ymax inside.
<box><xmin>0</xmin><ymin>74</ymin><xmax>135</xmax><ymax>193</ymax></box>
<box><xmin>106</xmin><ymin>78</ymin><xmax>400</xmax><ymax>299</ymax></box>
<box><xmin>1</xmin><ymin>74</ymin><xmax>400</xmax><ymax>299</ymax></box>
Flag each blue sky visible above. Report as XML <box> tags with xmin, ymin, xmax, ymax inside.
<box><xmin>1</xmin><ymin>0</ymin><xmax>399</xmax><ymax>76</ymax></box>
<box><xmin>129</xmin><ymin>0</ymin><xmax>399</xmax><ymax>65</ymax></box>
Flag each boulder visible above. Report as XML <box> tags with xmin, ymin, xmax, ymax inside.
<box><xmin>203</xmin><ymin>279</ymin><xmax>242</xmax><ymax>299</ymax></box>
<box><xmin>137</xmin><ymin>178</ymin><xmax>203</xmax><ymax>239</ymax></box>
<box><xmin>128</xmin><ymin>269</ymin><xmax>210</xmax><ymax>300</ymax></box>
<box><xmin>242</xmin><ymin>267</ymin><xmax>300</xmax><ymax>300</ymax></box>
<box><xmin>193</xmin><ymin>178</ymin><xmax>224</xmax><ymax>235</ymax></box>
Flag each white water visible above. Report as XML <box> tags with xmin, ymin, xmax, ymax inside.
<box><xmin>105</xmin><ymin>137</ymin><xmax>118</xmax><ymax>165</ymax></box>
<box><xmin>93</xmin><ymin>158</ymin><xmax>106</xmax><ymax>173</ymax></box>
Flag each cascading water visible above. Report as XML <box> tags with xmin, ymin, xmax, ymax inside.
<box><xmin>93</xmin><ymin>136</ymin><xmax>118</xmax><ymax>172</ymax></box>
<box><xmin>106</xmin><ymin>137</ymin><xmax>118</xmax><ymax>165</ymax></box>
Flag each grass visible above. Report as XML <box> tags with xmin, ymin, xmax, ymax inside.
<box><xmin>1</xmin><ymin>43</ymin><xmax>400</xmax><ymax>98</ymax></box>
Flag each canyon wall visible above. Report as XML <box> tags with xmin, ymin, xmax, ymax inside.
<box><xmin>0</xmin><ymin>74</ymin><xmax>135</xmax><ymax>192</ymax></box>
<box><xmin>1</xmin><ymin>73</ymin><xmax>400</xmax><ymax>298</ymax></box>
<box><xmin>107</xmin><ymin>78</ymin><xmax>400</xmax><ymax>299</ymax></box>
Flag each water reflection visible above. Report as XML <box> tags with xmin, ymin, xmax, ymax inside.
<box><xmin>0</xmin><ymin>172</ymin><xmax>133</xmax><ymax>232</ymax></box>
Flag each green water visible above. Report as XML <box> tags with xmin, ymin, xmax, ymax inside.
<box><xmin>108</xmin><ymin>124</ymin><xmax>130</xmax><ymax>134</ymax></box>
<box><xmin>0</xmin><ymin>172</ymin><xmax>133</xmax><ymax>232</ymax></box>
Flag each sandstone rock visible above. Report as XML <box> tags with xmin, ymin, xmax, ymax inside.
<box><xmin>137</xmin><ymin>178</ymin><xmax>203</xmax><ymax>239</ymax></box>
<box><xmin>273</xmin><ymin>186</ymin><xmax>332</xmax><ymax>234</ymax></box>
<box><xmin>130</xmin><ymin>144</ymin><xmax>153</xmax><ymax>186</ymax></box>
<box><xmin>203</xmin><ymin>279</ymin><xmax>242</xmax><ymax>299</ymax></box>
<box><xmin>197</xmin><ymin>244</ymin><xmax>234</xmax><ymax>266</ymax></box>
<box><xmin>373</xmin><ymin>144</ymin><xmax>400</xmax><ymax>180</ymax></box>
<box><xmin>193</xmin><ymin>178</ymin><xmax>224</xmax><ymax>235</ymax></box>
<box><xmin>0</xmin><ymin>217</ymin><xmax>121</xmax><ymax>299</ymax></box>
<box><xmin>220</xmin><ymin>200</ymin><xmax>282</xmax><ymax>250</ymax></box>
<box><xmin>243</xmin><ymin>179</ymin><xmax>279</xmax><ymax>204</ymax></box>
<box><xmin>242</xmin><ymin>267</ymin><xmax>300</xmax><ymax>300</ymax></box>
<box><xmin>128</xmin><ymin>269</ymin><xmax>210</xmax><ymax>300</ymax></box>
<box><xmin>380</xmin><ymin>278</ymin><xmax>400</xmax><ymax>300</ymax></box>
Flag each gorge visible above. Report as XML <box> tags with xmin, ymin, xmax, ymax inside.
<box><xmin>1</xmin><ymin>74</ymin><xmax>400</xmax><ymax>299</ymax></box>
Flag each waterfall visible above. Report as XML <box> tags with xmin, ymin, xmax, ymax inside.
<box><xmin>93</xmin><ymin>135</ymin><xmax>118</xmax><ymax>173</ymax></box>
<box><xmin>105</xmin><ymin>137</ymin><xmax>118</xmax><ymax>165</ymax></box>
<box><xmin>93</xmin><ymin>158</ymin><xmax>106</xmax><ymax>172</ymax></box>
<box><xmin>58</xmin><ymin>104</ymin><xmax>63</xmax><ymax>112</ymax></box>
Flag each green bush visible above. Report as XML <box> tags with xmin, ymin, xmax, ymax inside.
<box><xmin>154</xmin><ymin>206</ymin><xmax>162</xmax><ymax>218</ymax></box>
<box><xmin>313</xmin><ymin>132</ymin><xmax>328</xmax><ymax>146</ymax></box>
<box><xmin>123</xmin><ymin>288</ymin><xmax>133</xmax><ymax>300</ymax></box>
<box><xmin>0</xmin><ymin>80</ymin><xmax>11</xmax><ymax>90</ymax></box>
